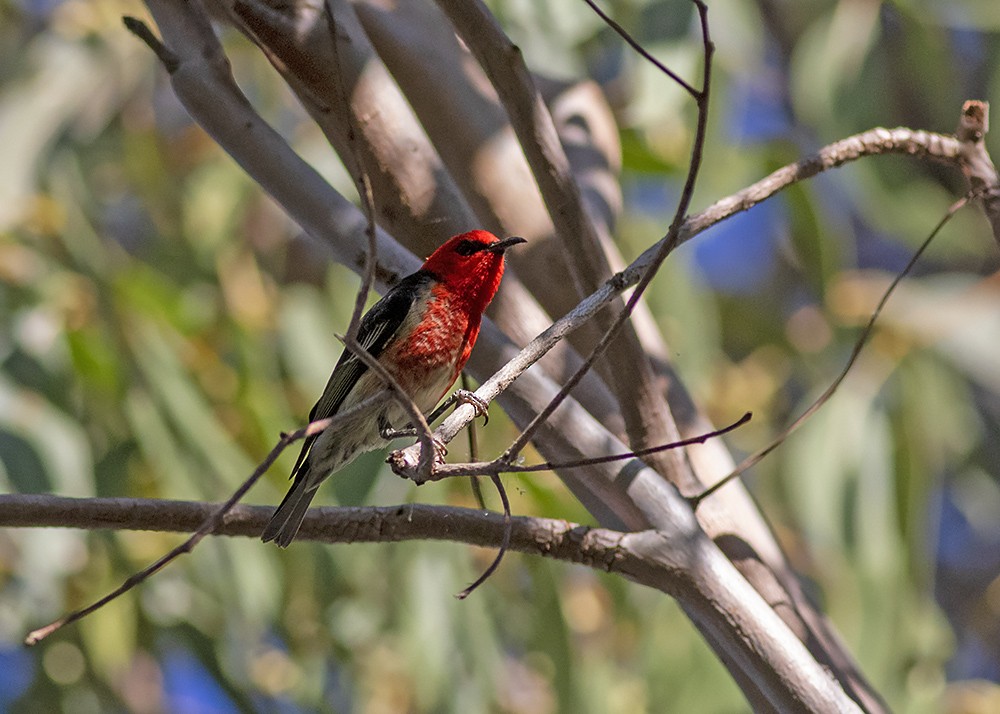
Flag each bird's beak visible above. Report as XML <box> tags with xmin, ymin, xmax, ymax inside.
<box><xmin>488</xmin><ymin>236</ymin><xmax>527</xmax><ymax>254</ymax></box>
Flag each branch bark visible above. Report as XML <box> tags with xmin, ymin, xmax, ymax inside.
<box><xmin>6</xmin><ymin>494</ymin><xmax>861</xmax><ymax>713</ymax></box>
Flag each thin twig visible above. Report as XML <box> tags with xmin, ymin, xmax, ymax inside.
<box><xmin>23</xmin><ymin>391</ymin><xmax>391</xmax><ymax>646</ymax></box>
<box><xmin>461</xmin><ymin>373</ymin><xmax>488</xmax><ymax>509</ymax></box>
<box><xmin>689</xmin><ymin>193</ymin><xmax>972</xmax><ymax>508</ymax></box>
<box><xmin>454</xmin><ymin>374</ymin><xmax>511</xmax><ymax>598</ymax></box>
<box><xmin>524</xmin><ymin>411</ymin><xmax>749</xmax><ymax>473</ymax></box>
<box><xmin>416</xmin><ymin>410</ymin><xmax>750</xmax><ymax>481</ymax></box>
<box><xmin>456</xmin><ymin>472</ymin><xmax>511</xmax><ymax>599</ymax></box>
<box><xmin>580</xmin><ymin>0</ymin><xmax>698</xmax><ymax>98</ymax></box>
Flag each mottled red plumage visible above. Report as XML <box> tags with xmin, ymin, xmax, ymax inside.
<box><xmin>261</xmin><ymin>230</ymin><xmax>525</xmax><ymax>547</ymax></box>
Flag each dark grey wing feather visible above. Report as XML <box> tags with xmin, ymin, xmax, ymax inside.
<box><xmin>287</xmin><ymin>271</ymin><xmax>432</xmax><ymax>478</ymax></box>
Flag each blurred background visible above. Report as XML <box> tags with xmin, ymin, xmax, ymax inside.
<box><xmin>2</xmin><ymin>0</ymin><xmax>1000</xmax><ymax>712</ymax></box>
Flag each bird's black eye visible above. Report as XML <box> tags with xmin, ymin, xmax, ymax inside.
<box><xmin>454</xmin><ymin>239</ymin><xmax>485</xmax><ymax>257</ymax></box>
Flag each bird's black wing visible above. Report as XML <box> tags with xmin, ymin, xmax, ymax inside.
<box><xmin>288</xmin><ymin>271</ymin><xmax>434</xmax><ymax>477</ymax></box>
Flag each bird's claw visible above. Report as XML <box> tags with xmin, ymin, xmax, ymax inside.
<box><xmin>432</xmin><ymin>436</ymin><xmax>448</xmax><ymax>462</ymax></box>
<box><xmin>453</xmin><ymin>389</ymin><xmax>490</xmax><ymax>425</ymax></box>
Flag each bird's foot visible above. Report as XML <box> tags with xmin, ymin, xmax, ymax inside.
<box><xmin>431</xmin><ymin>435</ymin><xmax>448</xmax><ymax>462</ymax></box>
<box><xmin>380</xmin><ymin>424</ymin><xmax>416</xmax><ymax>440</ymax></box>
<box><xmin>451</xmin><ymin>389</ymin><xmax>490</xmax><ymax>425</ymax></box>
<box><xmin>379</xmin><ymin>416</ymin><xmax>446</xmax><ymax>461</ymax></box>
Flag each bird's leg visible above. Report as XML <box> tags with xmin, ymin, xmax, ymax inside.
<box><xmin>378</xmin><ymin>414</ymin><xmax>416</xmax><ymax>440</ymax></box>
<box><xmin>379</xmin><ymin>415</ymin><xmax>448</xmax><ymax>460</ymax></box>
<box><xmin>426</xmin><ymin>388</ymin><xmax>490</xmax><ymax>425</ymax></box>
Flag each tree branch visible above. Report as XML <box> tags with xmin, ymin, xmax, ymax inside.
<box><xmin>6</xmin><ymin>494</ymin><xmax>860</xmax><ymax>712</ymax></box>
<box><xmin>391</xmin><ymin>124</ymin><xmax>972</xmax><ymax>474</ymax></box>
<box><xmin>21</xmin><ymin>392</ymin><xmax>392</xmax><ymax>645</ymax></box>
<box><xmin>433</xmin><ymin>0</ymin><xmax>688</xmax><ymax>486</ymax></box>
<box><xmin>352</xmin><ymin>0</ymin><xmax>635</xmax><ymax>443</ymax></box>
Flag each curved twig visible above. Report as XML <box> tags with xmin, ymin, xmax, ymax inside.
<box><xmin>690</xmin><ymin>192</ymin><xmax>972</xmax><ymax>507</ymax></box>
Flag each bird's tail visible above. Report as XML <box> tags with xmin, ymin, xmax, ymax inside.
<box><xmin>261</xmin><ymin>473</ymin><xmax>319</xmax><ymax>548</ymax></box>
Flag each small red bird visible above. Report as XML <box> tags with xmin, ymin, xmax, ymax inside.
<box><xmin>262</xmin><ymin>230</ymin><xmax>525</xmax><ymax>546</ymax></box>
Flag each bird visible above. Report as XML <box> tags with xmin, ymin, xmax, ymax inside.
<box><xmin>261</xmin><ymin>230</ymin><xmax>526</xmax><ymax>547</ymax></box>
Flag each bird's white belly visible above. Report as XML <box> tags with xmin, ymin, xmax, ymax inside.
<box><xmin>305</xmin><ymin>360</ymin><xmax>457</xmax><ymax>481</ymax></box>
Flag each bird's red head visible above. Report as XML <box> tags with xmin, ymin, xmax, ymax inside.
<box><xmin>421</xmin><ymin>230</ymin><xmax>526</xmax><ymax>313</ymax></box>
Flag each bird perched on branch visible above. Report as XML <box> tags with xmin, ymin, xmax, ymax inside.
<box><xmin>262</xmin><ymin>230</ymin><xmax>526</xmax><ymax>547</ymax></box>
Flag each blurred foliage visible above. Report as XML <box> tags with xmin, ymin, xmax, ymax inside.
<box><xmin>1</xmin><ymin>0</ymin><xmax>1000</xmax><ymax>712</ymax></box>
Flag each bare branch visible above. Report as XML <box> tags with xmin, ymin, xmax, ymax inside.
<box><xmin>23</xmin><ymin>391</ymin><xmax>390</xmax><ymax>646</ymax></box>
<box><xmin>691</xmin><ymin>103</ymin><xmax>995</xmax><ymax>504</ymax></box>
<box><xmin>455</xmin><ymin>472</ymin><xmax>511</xmax><ymax>600</ymax></box>
<box><xmin>581</xmin><ymin>0</ymin><xmax>698</xmax><ymax>97</ymax></box>
<box><xmin>141</xmin><ymin>0</ymin><xmax>424</xmax><ymax>288</ymax></box>
<box><xmin>0</xmin><ymin>494</ymin><xmax>603</xmax><ymax>554</ymax></box>
<box><xmin>8</xmin><ymin>493</ymin><xmax>859</xmax><ymax>711</ymax></box>
<box><xmin>402</xmin><ymin>410</ymin><xmax>751</xmax><ymax>481</ymax></box>
<box><xmin>228</xmin><ymin>0</ymin><xmax>475</xmax><ymax>256</ymax></box>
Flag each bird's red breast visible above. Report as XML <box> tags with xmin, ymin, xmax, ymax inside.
<box><xmin>261</xmin><ymin>230</ymin><xmax>524</xmax><ymax>547</ymax></box>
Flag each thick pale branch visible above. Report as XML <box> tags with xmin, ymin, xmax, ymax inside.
<box><xmin>5</xmin><ymin>494</ymin><xmax>859</xmax><ymax>712</ymax></box>
<box><xmin>353</xmin><ymin>2</ymin><xmax>642</xmax><ymax>433</ymax></box>
<box><xmin>433</xmin><ymin>0</ymin><xmax>684</xmax><ymax>481</ymax></box>
<box><xmin>228</xmin><ymin>0</ymin><xmax>473</xmax><ymax>255</ymax></box>
<box><xmin>140</xmin><ymin>0</ymin><xmax>421</xmax><ymax>288</ymax></box>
